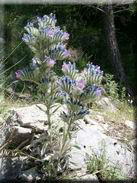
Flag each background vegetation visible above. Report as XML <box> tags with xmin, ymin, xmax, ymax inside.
<box><xmin>2</xmin><ymin>4</ymin><xmax>137</xmax><ymax>96</ymax></box>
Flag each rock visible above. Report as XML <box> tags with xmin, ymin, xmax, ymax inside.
<box><xmin>19</xmin><ymin>167</ymin><xmax>41</xmax><ymax>182</ymax></box>
<box><xmin>0</xmin><ymin>154</ymin><xmax>27</xmax><ymax>181</ymax></box>
<box><xmin>73</xmin><ymin>168</ymin><xmax>99</xmax><ymax>182</ymax></box>
<box><xmin>77</xmin><ymin>174</ymin><xmax>99</xmax><ymax>181</ymax></box>
<box><xmin>68</xmin><ymin>168</ymin><xmax>99</xmax><ymax>182</ymax></box>
<box><xmin>0</xmin><ymin>154</ymin><xmax>41</xmax><ymax>182</ymax></box>
<box><xmin>125</xmin><ymin>120</ymin><xmax>135</xmax><ymax>130</ymax></box>
<box><xmin>69</xmin><ymin>120</ymin><xmax>135</xmax><ymax>178</ymax></box>
<box><xmin>7</xmin><ymin>104</ymin><xmax>48</xmax><ymax>132</ymax></box>
<box><xmin>6</xmin><ymin>126</ymin><xmax>32</xmax><ymax>147</ymax></box>
<box><xmin>95</xmin><ymin>115</ymin><xmax>104</xmax><ymax>122</ymax></box>
<box><xmin>0</xmin><ymin>103</ymin><xmax>135</xmax><ymax>181</ymax></box>
<box><xmin>0</xmin><ymin>104</ymin><xmax>48</xmax><ymax>149</ymax></box>
<box><xmin>96</xmin><ymin>97</ymin><xmax>117</xmax><ymax>112</ymax></box>
<box><xmin>84</xmin><ymin>115</ymin><xmax>105</xmax><ymax>132</ymax></box>
<box><xmin>129</xmin><ymin>139</ymin><xmax>136</xmax><ymax>151</ymax></box>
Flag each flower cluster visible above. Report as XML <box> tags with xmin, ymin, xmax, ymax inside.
<box><xmin>61</xmin><ymin>105</ymin><xmax>89</xmax><ymax>123</ymax></box>
<box><xmin>15</xmin><ymin>70</ymin><xmax>24</xmax><ymax>80</ymax></box>
<box><xmin>62</xmin><ymin>62</ymin><xmax>78</xmax><ymax>80</ymax></box>
<box><xmin>76</xmin><ymin>79</ymin><xmax>85</xmax><ymax>92</ymax></box>
<box><xmin>37</xmin><ymin>14</ymin><xmax>69</xmax><ymax>42</ymax></box>
<box><xmin>84</xmin><ymin>84</ymin><xmax>102</xmax><ymax>97</ymax></box>
<box><xmin>50</xmin><ymin>44</ymin><xmax>71</xmax><ymax>60</ymax></box>
<box><xmin>22</xmin><ymin>14</ymin><xmax>70</xmax><ymax>64</ymax></box>
<box><xmin>58</xmin><ymin>76</ymin><xmax>76</xmax><ymax>95</ymax></box>
<box><xmin>79</xmin><ymin>84</ymin><xmax>102</xmax><ymax>104</ymax></box>
<box><xmin>60</xmin><ymin>97</ymin><xmax>89</xmax><ymax>123</ymax></box>
<box><xmin>16</xmin><ymin>14</ymin><xmax>71</xmax><ymax>81</ymax></box>
<box><xmin>84</xmin><ymin>63</ymin><xmax>103</xmax><ymax>85</ymax></box>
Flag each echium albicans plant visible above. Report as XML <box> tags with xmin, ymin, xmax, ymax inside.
<box><xmin>15</xmin><ymin>14</ymin><xmax>103</xmax><ymax>178</ymax></box>
<box><xmin>15</xmin><ymin>14</ymin><xmax>72</xmax><ymax>177</ymax></box>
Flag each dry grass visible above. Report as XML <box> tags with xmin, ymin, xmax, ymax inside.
<box><xmin>90</xmin><ymin>100</ymin><xmax>135</xmax><ymax>148</ymax></box>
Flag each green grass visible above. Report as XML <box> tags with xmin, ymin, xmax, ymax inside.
<box><xmin>89</xmin><ymin>99</ymin><xmax>135</xmax><ymax>147</ymax></box>
<box><xmin>87</xmin><ymin>142</ymin><xmax>126</xmax><ymax>180</ymax></box>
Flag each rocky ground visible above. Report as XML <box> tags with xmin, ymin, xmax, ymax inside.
<box><xmin>0</xmin><ymin>97</ymin><xmax>136</xmax><ymax>182</ymax></box>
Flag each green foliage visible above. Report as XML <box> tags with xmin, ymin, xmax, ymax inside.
<box><xmin>0</xmin><ymin>61</ymin><xmax>4</xmax><ymax>93</ymax></box>
<box><xmin>104</xmin><ymin>74</ymin><xmax>119</xmax><ymax>99</ymax></box>
<box><xmin>87</xmin><ymin>142</ymin><xmax>125</xmax><ymax>180</ymax></box>
<box><xmin>103</xmin><ymin>73</ymin><xmax>126</xmax><ymax>101</ymax></box>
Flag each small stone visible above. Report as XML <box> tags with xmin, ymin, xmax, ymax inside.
<box><xmin>69</xmin><ymin>169</ymin><xmax>99</xmax><ymax>182</ymax></box>
<box><xmin>19</xmin><ymin>168</ymin><xmax>41</xmax><ymax>182</ymax></box>
<box><xmin>130</xmin><ymin>139</ymin><xmax>136</xmax><ymax>150</ymax></box>
<box><xmin>95</xmin><ymin>115</ymin><xmax>104</xmax><ymax>122</ymax></box>
<box><xmin>125</xmin><ymin>120</ymin><xmax>135</xmax><ymax>130</ymax></box>
<box><xmin>78</xmin><ymin>174</ymin><xmax>99</xmax><ymax>181</ymax></box>
<box><xmin>96</xmin><ymin>97</ymin><xmax>117</xmax><ymax>112</ymax></box>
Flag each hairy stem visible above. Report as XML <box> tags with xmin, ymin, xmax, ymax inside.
<box><xmin>46</xmin><ymin>105</ymin><xmax>52</xmax><ymax>150</ymax></box>
<box><xmin>60</xmin><ymin>118</ymin><xmax>73</xmax><ymax>155</ymax></box>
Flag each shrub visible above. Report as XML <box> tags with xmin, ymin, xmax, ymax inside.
<box><xmin>104</xmin><ymin>73</ymin><xmax>126</xmax><ymax>101</ymax></box>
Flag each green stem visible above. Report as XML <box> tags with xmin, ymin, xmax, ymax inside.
<box><xmin>47</xmin><ymin>105</ymin><xmax>52</xmax><ymax>149</ymax></box>
<box><xmin>60</xmin><ymin>118</ymin><xmax>73</xmax><ymax>155</ymax></box>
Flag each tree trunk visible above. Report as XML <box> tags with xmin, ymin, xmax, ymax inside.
<box><xmin>103</xmin><ymin>3</ymin><xmax>134</xmax><ymax>98</ymax></box>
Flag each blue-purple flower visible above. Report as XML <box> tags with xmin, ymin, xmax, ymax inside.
<box><xmin>62</xmin><ymin>63</ymin><xmax>70</xmax><ymax>72</ymax></box>
<box><xmin>47</xmin><ymin>59</ymin><xmax>56</xmax><ymax>68</ymax></box>
<box><xmin>22</xmin><ymin>33</ymin><xmax>33</xmax><ymax>43</ymax></box>
<box><xmin>63</xmin><ymin>50</ymin><xmax>71</xmax><ymax>58</ymax></box>
<box><xmin>15</xmin><ymin>70</ymin><xmax>23</xmax><ymax>80</ymax></box>
<box><xmin>62</xmin><ymin>32</ymin><xmax>69</xmax><ymax>41</ymax></box>
<box><xmin>59</xmin><ymin>76</ymin><xmax>76</xmax><ymax>87</ymax></box>
<box><xmin>76</xmin><ymin>79</ymin><xmax>85</xmax><ymax>91</ymax></box>
<box><xmin>84</xmin><ymin>63</ymin><xmax>103</xmax><ymax>85</ymax></box>
<box><xmin>95</xmin><ymin>87</ymin><xmax>102</xmax><ymax>97</ymax></box>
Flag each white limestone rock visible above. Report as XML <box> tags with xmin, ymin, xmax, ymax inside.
<box><xmin>69</xmin><ymin>120</ymin><xmax>135</xmax><ymax>178</ymax></box>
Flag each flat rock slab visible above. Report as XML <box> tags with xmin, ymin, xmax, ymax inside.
<box><xmin>7</xmin><ymin>104</ymin><xmax>48</xmax><ymax>132</ymax></box>
<box><xmin>69</xmin><ymin>120</ymin><xmax>135</xmax><ymax>178</ymax></box>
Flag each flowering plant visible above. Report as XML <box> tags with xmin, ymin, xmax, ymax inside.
<box><xmin>58</xmin><ymin>62</ymin><xmax>103</xmax><ymax>149</ymax></box>
<box><xmin>15</xmin><ymin>14</ymin><xmax>103</xmax><ymax>178</ymax></box>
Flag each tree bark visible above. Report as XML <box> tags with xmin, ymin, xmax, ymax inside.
<box><xmin>102</xmin><ymin>3</ymin><xmax>134</xmax><ymax>98</ymax></box>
